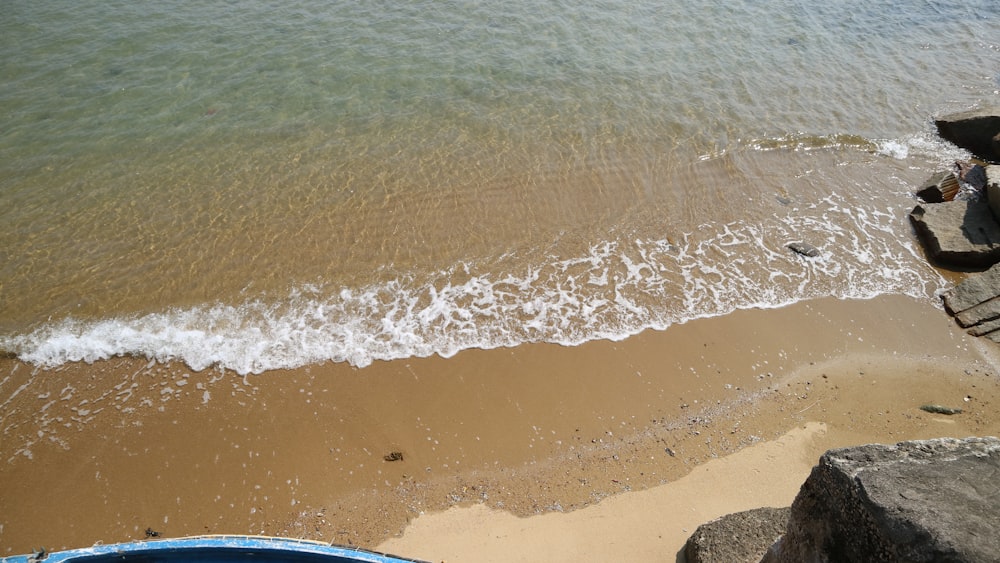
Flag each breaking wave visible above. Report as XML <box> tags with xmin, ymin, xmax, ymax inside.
<box><xmin>1</xmin><ymin>191</ymin><xmax>945</xmax><ymax>375</ymax></box>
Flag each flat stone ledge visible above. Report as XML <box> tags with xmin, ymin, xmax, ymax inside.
<box><xmin>942</xmin><ymin>262</ymin><xmax>1000</xmax><ymax>339</ymax></box>
<box><xmin>943</xmin><ymin>261</ymin><xmax>1000</xmax><ymax>313</ymax></box>
<box><xmin>909</xmin><ymin>200</ymin><xmax>1000</xmax><ymax>268</ymax></box>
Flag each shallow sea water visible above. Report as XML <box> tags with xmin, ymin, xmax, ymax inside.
<box><xmin>2</xmin><ymin>1</ymin><xmax>999</xmax><ymax>373</ymax></box>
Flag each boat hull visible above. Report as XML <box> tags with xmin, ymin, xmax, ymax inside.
<box><xmin>0</xmin><ymin>536</ymin><xmax>427</xmax><ymax>563</ymax></box>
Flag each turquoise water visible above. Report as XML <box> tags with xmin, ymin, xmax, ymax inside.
<box><xmin>2</xmin><ymin>1</ymin><xmax>998</xmax><ymax>373</ymax></box>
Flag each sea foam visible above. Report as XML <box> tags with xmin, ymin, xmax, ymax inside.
<box><xmin>1</xmin><ymin>191</ymin><xmax>945</xmax><ymax>375</ymax></box>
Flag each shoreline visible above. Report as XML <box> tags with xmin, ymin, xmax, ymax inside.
<box><xmin>2</xmin><ymin>294</ymin><xmax>998</xmax><ymax>558</ymax></box>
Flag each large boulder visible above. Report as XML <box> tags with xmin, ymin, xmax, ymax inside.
<box><xmin>909</xmin><ymin>200</ymin><xmax>1000</xmax><ymax>268</ymax></box>
<box><xmin>683</xmin><ymin>507</ymin><xmax>790</xmax><ymax>563</ymax></box>
<box><xmin>762</xmin><ymin>437</ymin><xmax>1000</xmax><ymax>563</ymax></box>
<box><xmin>935</xmin><ymin>108</ymin><xmax>1000</xmax><ymax>163</ymax></box>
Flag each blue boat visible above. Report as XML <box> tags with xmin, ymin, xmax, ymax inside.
<box><xmin>0</xmin><ymin>536</ymin><xmax>428</xmax><ymax>563</ymax></box>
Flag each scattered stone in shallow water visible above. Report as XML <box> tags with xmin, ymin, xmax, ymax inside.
<box><xmin>383</xmin><ymin>451</ymin><xmax>404</xmax><ymax>462</ymax></box>
<box><xmin>915</xmin><ymin>170</ymin><xmax>959</xmax><ymax>203</ymax></box>
<box><xmin>787</xmin><ymin>242</ymin><xmax>819</xmax><ymax>258</ymax></box>
<box><xmin>919</xmin><ymin>404</ymin><xmax>963</xmax><ymax>415</ymax></box>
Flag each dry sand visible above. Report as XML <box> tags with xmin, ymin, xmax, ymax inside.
<box><xmin>2</xmin><ymin>294</ymin><xmax>999</xmax><ymax>561</ymax></box>
<box><xmin>379</xmin><ymin>422</ymin><xmax>827</xmax><ymax>562</ymax></box>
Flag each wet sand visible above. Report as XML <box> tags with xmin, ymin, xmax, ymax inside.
<box><xmin>2</xmin><ymin>294</ymin><xmax>999</xmax><ymax>559</ymax></box>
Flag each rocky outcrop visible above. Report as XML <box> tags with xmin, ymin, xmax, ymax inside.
<box><xmin>935</xmin><ymin>108</ymin><xmax>1000</xmax><ymax>163</ymax></box>
<box><xmin>683</xmin><ymin>507</ymin><xmax>790</xmax><ymax>563</ymax></box>
<box><xmin>761</xmin><ymin>437</ymin><xmax>1000</xmax><ymax>563</ymax></box>
<box><xmin>909</xmin><ymin>199</ymin><xmax>1000</xmax><ymax>268</ymax></box>
<box><xmin>909</xmin><ymin>163</ymin><xmax>1000</xmax><ymax>342</ymax></box>
<box><xmin>942</xmin><ymin>262</ymin><xmax>1000</xmax><ymax>342</ymax></box>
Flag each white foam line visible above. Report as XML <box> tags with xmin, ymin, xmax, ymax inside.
<box><xmin>1</xmin><ymin>193</ymin><xmax>947</xmax><ymax>375</ymax></box>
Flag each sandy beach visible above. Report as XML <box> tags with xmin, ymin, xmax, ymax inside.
<box><xmin>3</xmin><ymin>293</ymin><xmax>999</xmax><ymax>560</ymax></box>
<box><xmin>6</xmin><ymin>4</ymin><xmax>1000</xmax><ymax>562</ymax></box>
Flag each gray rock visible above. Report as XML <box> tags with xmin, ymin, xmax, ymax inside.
<box><xmin>942</xmin><ymin>261</ymin><xmax>1000</xmax><ymax>314</ymax></box>
<box><xmin>683</xmin><ymin>507</ymin><xmax>790</xmax><ymax>563</ymax></box>
<box><xmin>940</xmin><ymin>248</ymin><xmax>1000</xmax><ymax>339</ymax></box>
<box><xmin>915</xmin><ymin>170</ymin><xmax>958</xmax><ymax>203</ymax></box>
<box><xmin>909</xmin><ymin>200</ymin><xmax>1000</xmax><ymax>268</ymax></box>
<box><xmin>967</xmin><ymin>315</ymin><xmax>1000</xmax><ymax>337</ymax></box>
<box><xmin>935</xmin><ymin>108</ymin><xmax>1000</xmax><ymax>162</ymax></box>
<box><xmin>762</xmin><ymin>437</ymin><xmax>1000</xmax><ymax>563</ymax></box>
<box><xmin>955</xmin><ymin>296</ymin><xmax>1000</xmax><ymax>329</ymax></box>
<box><xmin>957</xmin><ymin>162</ymin><xmax>988</xmax><ymax>192</ymax></box>
<box><xmin>787</xmin><ymin>242</ymin><xmax>820</xmax><ymax>258</ymax></box>
<box><xmin>986</xmin><ymin>165</ymin><xmax>1000</xmax><ymax>222</ymax></box>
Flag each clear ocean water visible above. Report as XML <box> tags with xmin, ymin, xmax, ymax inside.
<box><xmin>2</xmin><ymin>1</ymin><xmax>998</xmax><ymax>374</ymax></box>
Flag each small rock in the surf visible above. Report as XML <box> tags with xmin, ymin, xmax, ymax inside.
<box><xmin>383</xmin><ymin>451</ymin><xmax>404</xmax><ymax>462</ymax></box>
<box><xmin>787</xmin><ymin>242</ymin><xmax>820</xmax><ymax>257</ymax></box>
